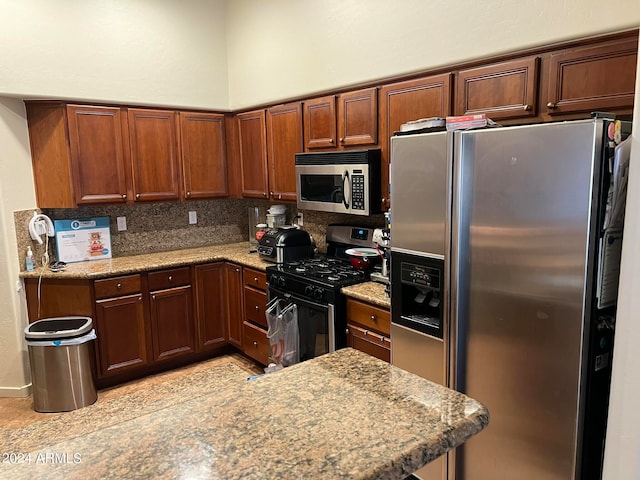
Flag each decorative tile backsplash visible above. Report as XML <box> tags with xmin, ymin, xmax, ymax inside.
<box><xmin>14</xmin><ymin>199</ymin><xmax>385</xmax><ymax>270</ymax></box>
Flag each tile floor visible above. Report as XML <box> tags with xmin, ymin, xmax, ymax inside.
<box><xmin>0</xmin><ymin>353</ymin><xmax>263</xmax><ymax>432</ymax></box>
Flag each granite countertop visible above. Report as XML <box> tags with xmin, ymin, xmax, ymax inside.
<box><xmin>1</xmin><ymin>348</ymin><xmax>489</xmax><ymax>479</ymax></box>
<box><xmin>19</xmin><ymin>242</ymin><xmax>267</xmax><ymax>279</ymax></box>
<box><xmin>342</xmin><ymin>281</ymin><xmax>391</xmax><ymax>309</ymax></box>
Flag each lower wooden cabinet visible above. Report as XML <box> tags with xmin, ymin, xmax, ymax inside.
<box><xmin>346</xmin><ymin>298</ymin><xmax>391</xmax><ymax>363</ymax></box>
<box><xmin>95</xmin><ymin>293</ymin><xmax>150</xmax><ymax>376</ymax></box>
<box><xmin>242</xmin><ymin>321</ymin><xmax>270</xmax><ymax>366</ymax></box>
<box><xmin>194</xmin><ymin>263</ymin><xmax>228</xmax><ymax>351</ymax></box>
<box><xmin>150</xmin><ymin>284</ymin><xmax>196</xmax><ymax>362</ymax></box>
<box><xmin>225</xmin><ymin>263</ymin><xmax>244</xmax><ymax>348</ymax></box>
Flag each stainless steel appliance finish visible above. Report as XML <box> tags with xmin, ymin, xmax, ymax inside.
<box><xmin>390</xmin><ymin>131</ymin><xmax>452</xmax><ymax>257</ymax></box>
<box><xmin>295</xmin><ymin>149</ymin><xmax>381</xmax><ymax>216</ymax></box>
<box><xmin>451</xmin><ymin>121</ymin><xmax>605</xmax><ymax>480</ymax></box>
<box><xmin>390</xmin><ymin>118</ymin><xmax>629</xmax><ymax>480</ymax></box>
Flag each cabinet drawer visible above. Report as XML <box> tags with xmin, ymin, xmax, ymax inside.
<box><xmin>346</xmin><ymin>299</ymin><xmax>390</xmax><ymax>336</ymax></box>
<box><xmin>94</xmin><ymin>274</ymin><xmax>142</xmax><ymax>299</ymax></box>
<box><xmin>244</xmin><ymin>268</ymin><xmax>267</xmax><ymax>291</ymax></box>
<box><xmin>148</xmin><ymin>267</ymin><xmax>191</xmax><ymax>291</ymax></box>
<box><xmin>243</xmin><ymin>321</ymin><xmax>270</xmax><ymax>365</ymax></box>
<box><xmin>244</xmin><ymin>286</ymin><xmax>267</xmax><ymax>329</ymax></box>
<box><xmin>347</xmin><ymin>323</ymin><xmax>391</xmax><ymax>363</ymax></box>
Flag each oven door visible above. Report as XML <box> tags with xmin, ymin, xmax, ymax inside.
<box><xmin>296</xmin><ymin>164</ymin><xmax>370</xmax><ymax>215</ymax></box>
<box><xmin>268</xmin><ymin>285</ymin><xmax>335</xmax><ymax>361</ymax></box>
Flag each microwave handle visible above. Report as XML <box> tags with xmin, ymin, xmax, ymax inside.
<box><xmin>342</xmin><ymin>170</ymin><xmax>350</xmax><ymax>210</ymax></box>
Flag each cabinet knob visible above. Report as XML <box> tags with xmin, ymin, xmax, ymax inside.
<box><xmin>255</xmin><ymin>305</ymin><xmax>259</xmax><ymax>311</ymax></box>
<box><xmin>345</xmin><ymin>328</ymin><xmax>349</xmax><ymax>334</ymax></box>
<box><xmin>523</xmin><ymin>104</ymin><xmax>531</xmax><ymax>111</ymax></box>
<box><xmin>328</xmin><ymin>138</ymin><xmax>334</xmax><ymax>144</ymax></box>
<box><xmin>263</xmin><ymin>192</ymin><xmax>267</xmax><ymax>197</ymax></box>
<box><xmin>254</xmin><ymin>277</ymin><xmax>259</xmax><ymax>283</ymax></box>
<box><xmin>152</xmin><ymin>294</ymin><xmax>156</xmax><ymax>300</ymax></box>
<box><xmin>278</xmin><ymin>194</ymin><xmax>282</xmax><ymax>200</ymax></box>
<box><xmin>270</xmin><ymin>191</ymin><xmax>274</xmax><ymax>197</ymax></box>
<box><xmin>121</xmin><ymin>194</ymin><xmax>127</xmax><ymax>200</ymax></box>
<box><xmin>339</xmin><ymin>137</ymin><xmax>344</xmax><ymax>143</ymax></box>
<box><xmin>547</xmin><ymin>102</ymin><xmax>557</xmax><ymax>109</ymax></box>
<box><xmin>186</xmin><ymin>192</ymin><xmax>191</xmax><ymax>197</ymax></box>
<box><xmin>253</xmin><ymin>341</ymin><xmax>258</xmax><ymax>347</ymax></box>
<box><xmin>235</xmin><ymin>268</ymin><xmax>240</xmax><ymax>272</ymax></box>
<box><xmin>364</xmin><ymin>329</ymin><xmax>369</xmax><ymax>336</ymax></box>
<box><xmin>168</xmin><ymin>275</ymin><xmax>173</xmax><ymax>281</ymax></box>
<box><xmin>116</xmin><ymin>283</ymin><xmax>122</xmax><ymax>290</ymax></box>
<box><xmin>135</xmin><ymin>193</ymin><xmax>141</xmax><ymax>199</ymax></box>
<box><xmin>370</xmin><ymin>314</ymin><xmax>376</xmax><ymax>321</ymax></box>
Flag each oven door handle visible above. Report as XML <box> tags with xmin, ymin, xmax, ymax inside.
<box><xmin>342</xmin><ymin>170</ymin><xmax>350</xmax><ymax>210</ymax></box>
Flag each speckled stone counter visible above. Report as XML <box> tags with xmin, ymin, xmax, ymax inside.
<box><xmin>342</xmin><ymin>281</ymin><xmax>391</xmax><ymax>309</ymax></box>
<box><xmin>1</xmin><ymin>349</ymin><xmax>488</xmax><ymax>480</ymax></box>
<box><xmin>18</xmin><ymin>242</ymin><xmax>267</xmax><ymax>279</ymax></box>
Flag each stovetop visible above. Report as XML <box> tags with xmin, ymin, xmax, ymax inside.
<box><xmin>267</xmin><ymin>255</ymin><xmax>367</xmax><ymax>290</ymax></box>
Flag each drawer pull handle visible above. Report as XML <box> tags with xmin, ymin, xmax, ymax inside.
<box><xmin>116</xmin><ymin>283</ymin><xmax>122</xmax><ymax>289</ymax></box>
<box><xmin>370</xmin><ymin>315</ymin><xmax>376</xmax><ymax>321</ymax></box>
<box><xmin>254</xmin><ymin>277</ymin><xmax>259</xmax><ymax>283</ymax></box>
<box><xmin>168</xmin><ymin>276</ymin><xmax>173</xmax><ymax>281</ymax></box>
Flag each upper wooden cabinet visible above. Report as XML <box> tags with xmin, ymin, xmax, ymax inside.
<box><xmin>127</xmin><ymin>108</ymin><xmax>181</xmax><ymax>202</ymax></box>
<box><xmin>379</xmin><ymin>74</ymin><xmax>452</xmax><ymax>210</ymax></box>
<box><xmin>237</xmin><ymin>109</ymin><xmax>269</xmax><ymax>199</ymax></box>
<box><xmin>304</xmin><ymin>87</ymin><xmax>378</xmax><ymax>151</ymax></box>
<box><xmin>544</xmin><ymin>36</ymin><xmax>638</xmax><ymax>116</ymax></box>
<box><xmin>455</xmin><ymin>58</ymin><xmax>540</xmax><ymax>120</ymax></box>
<box><xmin>179</xmin><ymin>112</ymin><xmax>228</xmax><ymax>199</ymax></box>
<box><xmin>67</xmin><ymin>105</ymin><xmax>130</xmax><ymax>204</ymax></box>
<box><xmin>266</xmin><ymin>102</ymin><xmax>303</xmax><ymax>202</ymax></box>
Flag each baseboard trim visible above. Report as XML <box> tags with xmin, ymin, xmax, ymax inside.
<box><xmin>0</xmin><ymin>383</ymin><xmax>32</xmax><ymax>398</ymax></box>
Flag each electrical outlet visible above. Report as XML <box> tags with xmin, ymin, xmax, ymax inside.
<box><xmin>116</xmin><ymin>216</ymin><xmax>127</xmax><ymax>231</ymax></box>
<box><xmin>297</xmin><ymin>212</ymin><xmax>303</xmax><ymax>226</ymax></box>
<box><xmin>189</xmin><ymin>211</ymin><xmax>198</xmax><ymax>225</ymax></box>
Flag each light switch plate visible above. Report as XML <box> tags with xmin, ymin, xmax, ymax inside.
<box><xmin>116</xmin><ymin>216</ymin><xmax>127</xmax><ymax>231</ymax></box>
<box><xmin>189</xmin><ymin>211</ymin><xmax>197</xmax><ymax>225</ymax></box>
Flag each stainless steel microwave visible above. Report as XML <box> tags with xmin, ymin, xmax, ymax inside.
<box><xmin>295</xmin><ymin>149</ymin><xmax>381</xmax><ymax>216</ymax></box>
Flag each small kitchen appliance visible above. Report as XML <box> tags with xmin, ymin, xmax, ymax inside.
<box><xmin>369</xmin><ymin>227</ymin><xmax>390</xmax><ymax>284</ymax></box>
<box><xmin>257</xmin><ymin>227</ymin><xmax>313</xmax><ymax>264</ymax></box>
<box><xmin>266</xmin><ymin>225</ymin><xmax>378</xmax><ymax>361</ymax></box>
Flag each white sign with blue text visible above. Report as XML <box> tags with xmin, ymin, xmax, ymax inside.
<box><xmin>54</xmin><ymin>217</ymin><xmax>112</xmax><ymax>263</ymax></box>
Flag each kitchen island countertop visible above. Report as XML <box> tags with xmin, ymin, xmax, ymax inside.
<box><xmin>2</xmin><ymin>348</ymin><xmax>488</xmax><ymax>479</ymax></box>
<box><xmin>18</xmin><ymin>242</ymin><xmax>267</xmax><ymax>279</ymax></box>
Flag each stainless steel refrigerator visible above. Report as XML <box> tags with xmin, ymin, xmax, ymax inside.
<box><xmin>390</xmin><ymin>118</ymin><xmax>631</xmax><ymax>480</ymax></box>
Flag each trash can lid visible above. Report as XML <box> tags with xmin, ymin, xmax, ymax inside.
<box><xmin>25</xmin><ymin>316</ymin><xmax>93</xmax><ymax>340</ymax></box>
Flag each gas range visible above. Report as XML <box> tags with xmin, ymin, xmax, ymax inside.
<box><xmin>267</xmin><ymin>255</ymin><xmax>367</xmax><ymax>304</ymax></box>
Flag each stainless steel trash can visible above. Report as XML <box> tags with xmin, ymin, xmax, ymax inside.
<box><xmin>25</xmin><ymin>316</ymin><xmax>97</xmax><ymax>413</ymax></box>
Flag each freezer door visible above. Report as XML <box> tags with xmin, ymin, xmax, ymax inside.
<box><xmin>451</xmin><ymin>121</ymin><xmax>601</xmax><ymax>480</ymax></box>
<box><xmin>390</xmin><ymin>131</ymin><xmax>452</xmax><ymax>256</ymax></box>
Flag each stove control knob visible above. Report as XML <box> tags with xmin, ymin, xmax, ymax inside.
<box><xmin>277</xmin><ymin>275</ymin><xmax>286</xmax><ymax>288</ymax></box>
<box><xmin>313</xmin><ymin>287</ymin><xmax>324</xmax><ymax>301</ymax></box>
<box><xmin>304</xmin><ymin>285</ymin><xmax>314</xmax><ymax>297</ymax></box>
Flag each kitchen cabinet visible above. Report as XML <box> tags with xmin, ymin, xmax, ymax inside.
<box><xmin>194</xmin><ymin>263</ymin><xmax>227</xmax><ymax>351</ymax></box>
<box><xmin>94</xmin><ymin>274</ymin><xmax>150</xmax><ymax>377</ymax></box>
<box><xmin>242</xmin><ymin>267</ymin><xmax>269</xmax><ymax>365</ymax></box>
<box><xmin>544</xmin><ymin>36</ymin><xmax>638</xmax><ymax>116</ymax></box>
<box><xmin>127</xmin><ymin>108</ymin><xmax>181</xmax><ymax>202</ymax></box>
<box><xmin>225</xmin><ymin>263</ymin><xmax>244</xmax><ymax>349</ymax></box>
<box><xmin>148</xmin><ymin>267</ymin><xmax>196</xmax><ymax>362</ymax></box>
<box><xmin>179</xmin><ymin>112</ymin><xmax>228</xmax><ymax>199</ymax></box>
<box><xmin>303</xmin><ymin>87</ymin><xmax>378</xmax><ymax>151</ymax></box>
<box><xmin>378</xmin><ymin>74</ymin><xmax>452</xmax><ymax>210</ymax></box>
<box><xmin>237</xmin><ymin>109</ymin><xmax>269</xmax><ymax>199</ymax></box>
<box><xmin>266</xmin><ymin>102</ymin><xmax>303</xmax><ymax>201</ymax></box>
<box><xmin>346</xmin><ymin>298</ymin><xmax>391</xmax><ymax>363</ymax></box>
<box><xmin>455</xmin><ymin>57</ymin><xmax>540</xmax><ymax>120</ymax></box>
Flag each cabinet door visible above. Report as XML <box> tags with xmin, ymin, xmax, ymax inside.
<box><xmin>67</xmin><ymin>105</ymin><xmax>129</xmax><ymax>204</ymax></box>
<box><xmin>379</xmin><ymin>74</ymin><xmax>452</xmax><ymax>210</ymax></box>
<box><xmin>149</xmin><ymin>285</ymin><xmax>195</xmax><ymax>361</ymax></box>
<box><xmin>128</xmin><ymin>108</ymin><xmax>181</xmax><ymax>202</ymax></box>
<box><xmin>455</xmin><ymin>57</ymin><xmax>539</xmax><ymax>120</ymax></box>
<box><xmin>303</xmin><ymin>95</ymin><xmax>337</xmax><ymax>150</ymax></box>
<box><xmin>242</xmin><ymin>321</ymin><xmax>270</xmax><ymax>365</ymax></box>
<box><xmin>338</xmin><ymin>87</ymin><xmax>378</xmax><ymax>147</ymax></box>
<box><xmin>225</xmin><ymin>263</ymin><xmax>243</xmax><ymax>348</ymax></box>
<box><xmin>95</xmin><ymin>294</ymin><xmax>149</xmax><ymax>377</ymax></box>
<box><xmin>545</xmin><ymin>37</ymin><xmax>638</xmax><ymax>116</ymax></box>
<box><xmin>237</xmin><ymin>110</ymin><xmax>269</xmax><ymax>199</ymax></box>
<box><xmin>194</xmin><ymin>263</ymin><xmax>227</xmax><ymax>351</ymax></box>
<box><xmin>266</xmin><ymin>102</ymin><xmax>303</xmax><ymax>201</ymax></box>
<box><xmin>179</xmin><ymin>112</ymin><xmax>228</xmax><ymax>199</ymax></box>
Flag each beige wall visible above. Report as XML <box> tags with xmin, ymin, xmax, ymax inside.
<box><xmin>0</xmin><ymin>0</ymin><xmax>229</xmax><ymax>110</ymax></box>
<box><xmin>226</xmin><ymin>0</ymin><xmax>640</xmax><ymax>108</ymax></box>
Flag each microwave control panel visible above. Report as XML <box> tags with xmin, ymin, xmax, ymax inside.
<box><xmin>351</xmin><ymin>174</ymin><xmax>365</xmax><ymax>210</ymax></box>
